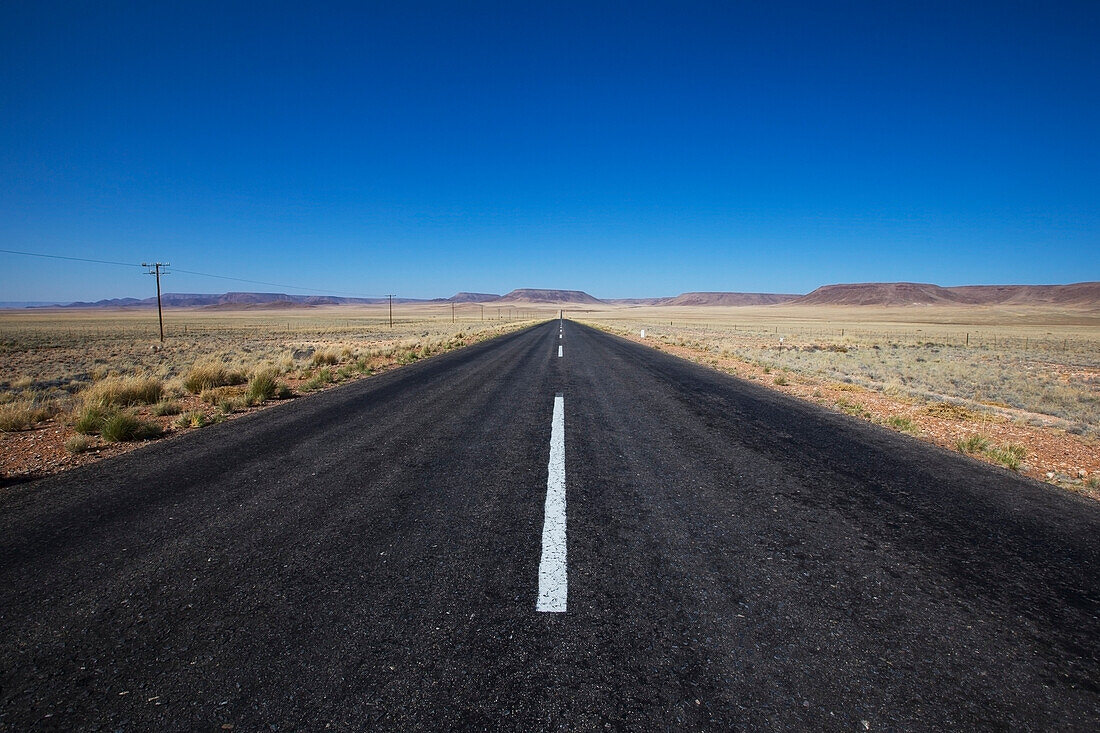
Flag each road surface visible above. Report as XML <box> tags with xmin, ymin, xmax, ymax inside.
<box><xmin>2</xmin><ymin>320</ymin><xmax>1098</xmax><ymax>730</ymax></box>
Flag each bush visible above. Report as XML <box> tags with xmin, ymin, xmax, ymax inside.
<box><xmin>82</xmin><ymin>376</ymin><xmax>163</xmax><ymax>409</ymax></box>
<box><xmin>183</xmin><ymin>363</ymin><xmax>247</xmax><ymax>393</ymax></box>
<box><xmin>773</xmin><ymin>374</ymin><xmax>788</xmax><ymax>386</ymax></box>
<box><xmin>100</xmin><ymin>413</ymin><xmax>163</xmax><ymax>442</ymax></box>
<box><xmin>65</xmin><ymin>434</ymin><xmax>97</xmax><ymax>454</ymax></box>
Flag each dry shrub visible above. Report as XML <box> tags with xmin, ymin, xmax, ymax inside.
<box><xmin>82</xmin><ymin>376</ymin><xmax>163</xmax><ymax>409</ymax></box>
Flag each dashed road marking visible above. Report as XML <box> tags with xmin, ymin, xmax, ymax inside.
<box><xmin>537</xmin><ymin>394</ymin><xmax>567</xmax><ymax>612</ymax></box>
<box><xmin>558</xmin><ymin>345</ymin><xmax>563</xmax><ymax>357</ymax></box>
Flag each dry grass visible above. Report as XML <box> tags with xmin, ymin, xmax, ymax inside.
<box><xmin>183</xmin><ymin>363</ymin><xmax>247</xmax><ymax>393</ymax></box>
<box><xmin>82</xmin><ymin>376</ymin><xmax>163</xmax><ymax>409</ymax></box>
<box><xmin>0</xmin><ymin>400</ymin><xmax>55</xmax><ymax>432</ymax></box>
<box><xmin>580</xmin><ymin>304</ymin><xmax>1100</xmax><ymax>435</ymax></box>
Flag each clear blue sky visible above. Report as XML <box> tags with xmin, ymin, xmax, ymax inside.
<box><xmin>2</xmin><ymin>1</ymin><xmax>1098</xmax><ymax>301</ymax></box>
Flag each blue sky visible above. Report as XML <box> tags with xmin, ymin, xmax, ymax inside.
<box><xmin>2</xmin><ymin>1</ymin><xmax>1098</xmax><ymax>301</ymax></box>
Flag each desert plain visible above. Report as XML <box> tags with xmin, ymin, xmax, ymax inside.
<box><xmin>1</xmin><ymin>296</ymin><xmax>1098</xmax><ymax>498</ymax></box>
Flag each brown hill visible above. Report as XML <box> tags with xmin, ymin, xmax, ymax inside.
<box><xmin>495</xmin><ymin>289</ymin><xmax>605</xmax><ymax>304</ymax></box>
<box><xmin>945</xmin><ymin>282</ymin><xmax>1100</xmax><ymax>306</ymax></box>
<box><xmin>794</xmin><ymin>283</ymin><xmax>964</xmax><ymax>306</ymax></box>
<box><xmin>664</xmin><ymin>292</ymin><xmax>802</xmax><ymax>306</ymax></box>
<box><xmin>793</xmin><ymin>282</ymin><xmax>1100</xmax><ymax>307</ymax></box>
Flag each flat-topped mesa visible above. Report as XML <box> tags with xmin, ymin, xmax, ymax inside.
<box><xmin>447</xmin><ymin>292</ymin><xmax>501</xmax><ymax>303</ymax></box>
<box><xmin>495</xmin><ymin>289</ymin><xmax>605</xmax><ymax>304</ymax></box>
<box><xmin>664</xmin><ymin>292</ymin><xmax>802</xmax><ymax>306</ymax></box>
<box><xmin>793</xmin><ymin>282</ymin><xmax>1100</xmax><ymax>307</ymax></box>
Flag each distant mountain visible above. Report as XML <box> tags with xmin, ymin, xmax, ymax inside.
<box><xmin>663</xmin><ymin>291</ymin><xmax>802</xmax><ymax>306</ymax></box>
<box><xmin>793</xmin><ymin>282</ymin><xmax>1100</xmax><ymax>307</ymax></box>
<box><xmin>48</xmin><ymin>292</ymin><xmax>423</xmax><ymax>309</ymax></box>
<box><xmin>20</xmin><ymin>283</ymin><xmax>1098</xmax><ymax>311</ymax></box>
<box><xmin>604</xmin><ymin>297</ymin><xmax>674</xmax><ymax>305</ymax></box>
<box><xmin>495</xmin><ymin>289</ymin><xmax>605</xmax><ymax>304</ymax></box>
<box><xmin>447</xmin><ymin>292</ymin><xmax>501</xmax><ymax>303</ymax></box>
<box><xmin>0</xmin><ymin>301</ymin><xmax>67</xmax><ymax>309</ymax></box>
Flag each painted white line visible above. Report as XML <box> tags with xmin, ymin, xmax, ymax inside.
<box><xmin>559</xmin><ymin>333</ymin><xmax>562</xmax><ymax>339</ymax></box>
<box><xmin>557</xmin><ymin>345</ymin><xmax>563</xmax><ymax>357</ymax></box>
<box><xmin>537</xmin><ymin>394</ymin><xmax>567</xmax><ymax>612</ymax></box>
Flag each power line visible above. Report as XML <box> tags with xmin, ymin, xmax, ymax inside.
<box><xmin>0</xmin><ymin>248</ymin><xmax>143</xmax><ymax>268</ymax></box>
<box><xmin>0</xmin><ymin>247</ymin><xmax>385</xmax><ymax>299</ymax></box>
<box><xmin>170</xmin><ymin>267</ymin><xmax>384</xmax><ymax>299</ymax></box>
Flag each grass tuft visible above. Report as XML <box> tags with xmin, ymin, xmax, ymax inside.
<box><xmin>0</xmin><ymin>400</ymin><xmax>54</xmax><ymax>432</ymax></box>
<box><xmin>986</xmin><ymin>443</ymin><xmax>1026</xmax><ymax>471</ymax></box>
<box><xmin>926</xmin><ymin>402</ymin><xmax>977</xmax><ymax>421</ymax></box>
<box><xmin>176</xmin><ymin>411</ymin><xmax>207</xmax><ymax>429</ymax></box>
<box><xmin>82</xmin><ymin>376</ymin><xmax>163</xmax><ymax>409</ymax></box>
<box><xmin>73</xmin><ymin>406</ymin><xmax>112</xmax><ymax>435</ymax></box>
<box><xmin>311</xmin><ymin>351</ymin><xmax>339</xmax><ymax>367</ymax></box>
<box><xmin>303</xmin><ymin>368</ymin><xmax>333</xmax><ymax>391</ymax></box>
<box><xmin>152</xmin><ymin>400</ymin><xmax>182</xmax><ymax>416</ymax></box>
<box><xmin>100</xmin><ymin>413</ymin><xmax>163</xmax><ymax>442</ymax></box>
<box><xmin>835</xmin><ymin>398</ymin><xmax>869</xmax><ymax>418</ymax></box>
<box><xmin>247</xmin><ymin>369</ymin><xmax>280</xmax><ymax>402</ymax></box>
<box><xmin>886</xmin><ymin>415</ymin><xmax>920</xmax><ymax>435</ymax></box>
<box><xmin>183</xmin><ymin>362</ymin><xmax>247</xmax><ymax>393</ymax></box>
<box><xmin>65</xmin><ymin>434</ymin><xmax>97</xmax><ymax>454</ymax></box>
<box><xmin>956</xmin><ymin>434</ymin><xmax>990</xmax><ymax>454</ymax></box>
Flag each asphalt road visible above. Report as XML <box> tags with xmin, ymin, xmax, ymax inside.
<box><xmin>2</xmin><ymin>320</ymin><xmax>1098</xmax><ymax>730</ymax></box>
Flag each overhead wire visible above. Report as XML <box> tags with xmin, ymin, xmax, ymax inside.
<box><xmin>0</xmin><ymin>247</ymin><xmax>386</xmax><ymax>299</ymax></box>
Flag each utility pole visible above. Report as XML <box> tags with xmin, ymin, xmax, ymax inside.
<box><xmin>142</xmin><ymin>262</ymin><xmax>169</xmax><ymax>342</ymax></box>
<box><xmin>386</xmin><ymin>294</ymin><xmax>395</xmax><ymax>328</ymax></box>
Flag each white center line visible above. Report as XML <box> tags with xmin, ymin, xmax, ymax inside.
<box><xmin>558</xmin><ymin>345</ymin><xmax>563</xmax><ymax>357</ymax></box>
<box><xmin>537</xmin><ymin>394</ymin><xmax>567</xmax><ymax>612</ymax></box>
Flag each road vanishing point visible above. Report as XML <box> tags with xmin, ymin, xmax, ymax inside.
<box><xmin>2</xmin><ymin>321</ymin><xmax>1098</xmax><ymax>730</ymax></box>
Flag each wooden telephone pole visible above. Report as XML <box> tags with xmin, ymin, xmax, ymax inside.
<box><xmin>386</xmin><ymin>294</ymin><xmax>395</xmax><ymax>327</ymax></box>
<box><xmin>142</xmin><ymin>262</ymin><xmax>169</xmax><ymax>342</ymax></box>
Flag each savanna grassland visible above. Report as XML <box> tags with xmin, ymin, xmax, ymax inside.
<box><xmin>575</xmin><ymin>303</ymin><xmax>1100</xmax><ymax>497</ymax></box>
<box><xmin>0</xmin><ymin>303</ymin><xmax>549</xmax><ymax>484</ymax></box>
